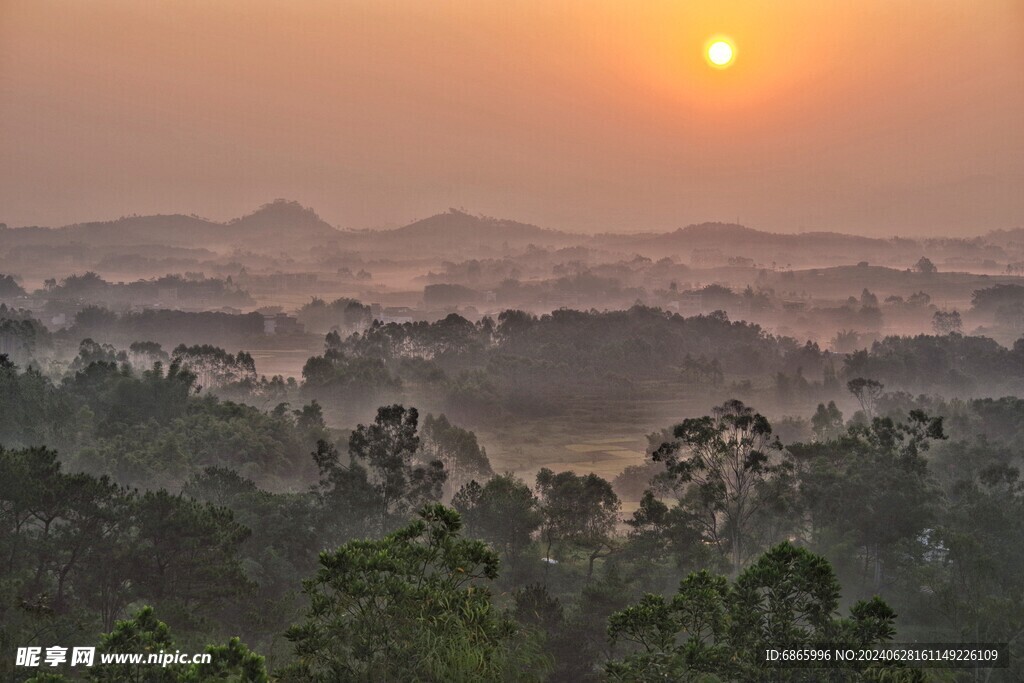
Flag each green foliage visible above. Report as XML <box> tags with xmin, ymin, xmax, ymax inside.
<box><xmin>971</xmin><ymin>283</ymin><xmax>1024</xmax><ymax>313</ymax></box>
<box><xmin>623</xmin><ymin>490</ymin><xmax>722</xmax><ymax>582</ymax></box>
<box><xmin>419</xmin><ymin>412</ymin><xmax>493</xmax><ymax>496</ymax></box>
<box><xmin>51</xmin><ymin>272</ymin><xmax>254</xmax><ymax>310</ymax></box>
<box><xmin>324</xmin><ymin>306</ymin><xmax>826</xmax><ymax>420</ymax></box>
<box><xmin>844</xmin><ymin>334</ymin><xmax>1024</xmax><ymax>395</ymax></box>
<box><xmin>536</xmin><ymin>468</ymin><xmax>620</xmax><ymax>579</ymax></box>
<box><xmin>186</xmin><ymin>636</ymin><xmax>268</xmax><ymax>682</ymax></box>
<box><xmin>300</xmin><ymin>349</ymin><xmax>400</xmax><ymax>403</ymax></box>
<box><xmin>652</xmin><ymin>400</ymin><xmax>795</xmax><ymax>573</ymax></box>
<box><xmin>792</xmin><ymin>411</ymin><xmax>945</xmax><ymax>594</ymax></box>
<box><xmin>811</xmin><ymin>400</ymin><xmax>845</xmax><ymax>441</ymax></box>
<box><xmin>607</xmin><ymin>543</ymin><xmax>898</xmax><ymax>681</ymax></box>
<box><xmin>7</xmin><ymin>338</ymin><xmax>1024</xmax><ymax>683</ymax></box>
<box><xmin>89</xmin><ymin>606</ymin><xmax>178</xmax><ymax>682</ymax></box>
<box><xmin>0</xmin><ymin>312</ymin><xmax>51</xmax><ymax>365</ymax></box>
<box><xmin>0</xmin><ymin>447</ymin><xmax>252</xmax><ymax>670</ymax></box>
<box><xmin>88</xmin><ymin>606</ymin><xmax>267</xmax><ymax>682</ymax></box>
<box><xmin>453</xmin><ymin>473</ymin><xmax>542</xmax><ymax>564</ymax></box>
<box><xmin>348</xmin><ymin>404</ymin><xmax>446</xmax><ymax>532</ymax></box>
<box><xmin>130</xmin><ymin>491</ymin><xmax>252</xmax><ymax>624</ymax></box>
<box><xmin>0</xmin><ymin>358</ymin><xmax>322</xmax><ymax>488</ymax></box>
<box><xmin>0</xmin><ymin>357</ymin><xmax>78</xmax><ymax>451</ymax></box>
<box><xmin>917</xmin><ymin>464</ymin><xmax>1024</xmax><ymax>679</ymax></box>
<box><xmin>284</xmin><ymin>505</ymin><xmax>547</xmax><ymax>682</ymax></box>
<box><xmin>296</xmin><ymin>296</ymin><xmax>372</xmax><ymax>335</ymax></box>
<box><xmin>171</xmin><ymin>344</ymin><xmax>257</xmax><ymax>390</ymax></box>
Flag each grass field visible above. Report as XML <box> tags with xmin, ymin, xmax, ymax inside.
<box><xmin>307</xmin><ymin>374</ymin><xmax>823</xmax><ymax>513</ymax></box>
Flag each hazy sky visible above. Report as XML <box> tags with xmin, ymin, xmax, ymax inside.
<box><xmin>1</xmin><ymin>0</ymin><xmax>1022</xmax><ymax>235</ymax></box>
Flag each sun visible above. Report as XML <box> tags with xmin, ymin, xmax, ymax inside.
<box><xmin>705</xmin><ymin>38</ymin><xmax>735</xmax><ymax>68</ymax></box>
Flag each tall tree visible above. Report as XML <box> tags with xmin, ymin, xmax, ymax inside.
<box><xmin>652</xmin><ymin>400</ymin><xmax>794</xmax><ymax>574</ymax></box>
<box><xmin>348</xmin><ymin>405</ymin><xmax>445</xmax><ymax>532</ymax></box>
<box><xmin>418</xmin><ymin>413</ymin><xmax>493</xmax><ymax>498</ymax></box>
<box><xmin>810</xmin><ymin>401</ymin><xmax>845</xmax><ymax>442</ymax></box>
<box><xmin>847</xmin><ymin>378</ymin><xmax>884</xmax><ymax>420</ymax></box>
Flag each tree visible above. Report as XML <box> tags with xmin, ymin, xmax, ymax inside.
<box><xmin>72</xmin><ymin>306</ymin><xmax>118</xmax><ymax>331</ymax></box>
<box><xmin>860</xmin><ymin>288</ymin><xmax>879</xmax><ymax>308</ymax></box>
<box><xmin>452</xmin><ymin>474</ymin><xmax>542</xmax><ymax>565</ymax></box>
<box><xmin>622</xmin><ymin>490</ymin><xmax>721</xmax><ymax>584</ymax></box>
<box><xmin>89</xmin><ymin>606</ymin><xmax>267</xmax><ymax>682</ymax></box>
<box><xmin>171</xmin><ymin>344</ymin><xmax>257</xmax><ymax>390</ymax></box>
<box><xmin>535</xmin><ymin>469</ymin><xmax>621</xmax><ymax>580</ymax></box>
<box><xmin>922</xmin><ymin>464</ymin><xmax>1024</xmax><ymax>678</ymax></box>
<box><xmin>130</xmin><ymin>491</ymin><xmax>252</xmax><ymax>626</ymax></box>
<box><xmin>652</xmin><ymin>400</ymin><xmax>793</xmax><ymax>574</ymax></box>
<box><xmin>181</xmin><ymin>466</ymin><xmax>322</xmax><ymax>645</ymax></box>
<box><xmin>310</xmin><ymin>439</ymin><xmax>380</xmax><ymax>543</ymax></box>
<box><xmin>831</xmin><ymin>329</ymin><xmax>862</xmax><ymax>354</ymax></box>
<box><xmin>89</xmin><ymin>605</ymin><xmax>178</xmax><ymax>683</ymax></box>
<box><xmin>847</xmin><ymin>378</ymin><xmax>884</xmax><ymax>420</ymax></box>
<box><xmin>907</xmin><ymin>290</ymin><xmax>931</xmax><ymax>306</ymax></box>
<box><xmin>128</xmin><ymin>340</ymin><xmax>169</xmax><ymax>369</ymax></box>
<box><xmin>512</xmin><ymin>579</ymin><xmax>627</xmax><ymax>682</ymax></box>
<box><xmin>0</xmin><ymin>315</ymin><xmax>50</xmax><ymax>367</ymax></box>
<box><xmin>0</xmin><ymin>273</ymin><xmax>25</xmax><ymax>298</ymax></box>
<box><xmin>418</xmin><ymin>413</ymin><xmax>493</xmax><ymax>498</ymax></box>
<box><xmin>0</xmin><ymin>446</ymin><xmax>133</xmax><ymax>663</ymax></box>
<box><xmin>811</xmin><ymin>401</ymin><xmax>844</xmax><ymax>441</ymax></box>
<box><xmin>348</xmin><ymin>405</ymin><xmax>446</xmax><ymax>532</ymax></box>
<box><xmin>300</xmin><ymin>350</ymin><xmax>400</xmax><ymax>406</ymax></box>
<box><xmin>932</xmin><ymin>310</ymin><xmax>962</xmax><ymax>335</ymax></box>
<box><xmin>606</xmin><ymin>543</ymin><xmax>898</xmax><ymax>681</ymax></box>
<box><xmin>914</xmin><ymin>257</ymin><xmax>937</xmax><ymax>274</ymax></box>
<box><xmin>70</xmin><ymin>338</ymin><xmax>125</xmax><ymax>371</ymax></box>
<box><xmin>971</xmin><ymin>283</ymin><xmax>1024</xmax><ymax>314</ymax></box>
<box><xmin>284</xmin><ymin>505</ymin><xmax>546</xmax><ymax>682</ymax></box>
<box><xmin>792</xmin><ymin>411</ymin><xmax>945</xmax><ymax>593</ymax></box>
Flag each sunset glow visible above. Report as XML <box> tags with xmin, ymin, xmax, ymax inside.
<box><xmin>0</xmin><ymin>0</ymin><xmax>1021</xmax><ymax>235</ymax></box>
<box><xmin>706</xmin><ymin>39</ymin><xmax>734</xmax><ymax>68</ymax></box>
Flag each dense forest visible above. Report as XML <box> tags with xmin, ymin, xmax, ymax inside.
<box><xmin>3</xmin><ymin>303</ymin><xmax>1024</xmax><ymax>679</ymax></box>
<box><xmin>5</xmin><ymin>204</ymin><xmax>1024</xmax><ymax>683</ymax></box>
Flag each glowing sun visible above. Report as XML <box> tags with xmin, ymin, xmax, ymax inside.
<box><xmin>706</xmin><ymin>38</ymin><xmax>735</xmax><ymax>68</ymax></box>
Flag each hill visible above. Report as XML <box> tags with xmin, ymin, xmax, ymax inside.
<box><xmin>375</xmin><ymin>209</ymin><xmax>574</xmax><ymax>251</ymax></box>
<box><xmin>593</xmin><ymin>222</ymin><xmax>924</xmax><ymax>268</ymax></box>
<box><xmin>1</xmin><ymin>200</ymin><xmax>339</xmax><ymax>252</ymax></box>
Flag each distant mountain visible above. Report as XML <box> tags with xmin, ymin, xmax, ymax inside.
<box><xmin>226</xmin><ymin>200</ymin><xmax>339</xmax><ymax>242</ymax></box>
<box><xmin>78</xmin><ymin>215</ymin><xmax>221</xmax><ymax>247</ymax></box>
<box><xmin>0</xmin><ymin>214</ymin><xmax>218</xmax><ymax>249</ymax></box>
<box><xmin>4</xmin><ymin>203</ymin><xmax>1015</xmax><ymax>271</ymax></box>
<box><xmin>591</xmin><ymin>221</ymin><xmax>923</xmax><ymax>267</ymax></box>
<box><xmin>620</xmin><ymin>221</ymin><xmax>892</xmax><ymax>250</ymax></box>
<box><xmin>373</xmin><ymin>209</ymin><xmax>574</xmax><ymax>251</ymax></box>
<box><xmin>1</xmin><ymin>200</ymin><xmax>339</xmax><ymax>251</ymax></box>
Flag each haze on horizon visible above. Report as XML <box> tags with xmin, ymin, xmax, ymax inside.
<box><xmin>1</xmin><ymin>0</ymin><xmax>1022</xmax><ymax>236</ymax></box>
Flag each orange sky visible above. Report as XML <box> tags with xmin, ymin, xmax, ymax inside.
<box><xmin>1</xmin><ymin>0</ymin><xmax>1022</xmax><ymax>235</ymax></box>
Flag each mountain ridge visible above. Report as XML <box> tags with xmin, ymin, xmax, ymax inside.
<box><xmin>5</xmin><ymin>201</ymin><xmax>1016</xmax><ymax>257</ymax></box>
